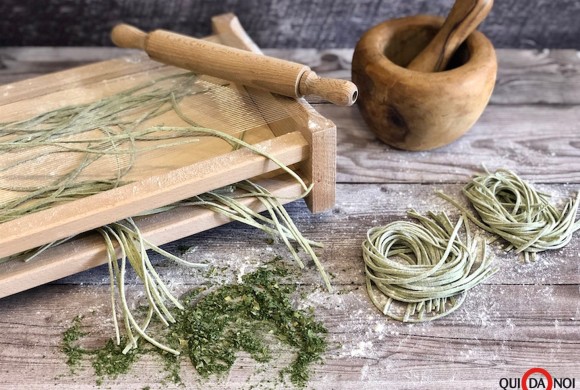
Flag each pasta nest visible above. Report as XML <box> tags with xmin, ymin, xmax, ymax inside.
<box><xmin>362</xmin><ymin>211</ymin><xmax>497</xmax><ymax>322</ymax></box>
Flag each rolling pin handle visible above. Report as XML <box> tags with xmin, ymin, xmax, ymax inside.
<box><xmin>299</xmin><ymin>70</ymin><xmax>358</xmax><ymax>106</ymax></box>
<box><xmin>111</xmin><ymin>24</ymin><xmax>148</xmax><ymax>50</ymax></box>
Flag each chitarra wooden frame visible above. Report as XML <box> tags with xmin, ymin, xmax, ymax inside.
<box><xmin>0</xmin><ymin>13</ymin><xmax>336</xmax><ymax>298</ymax></box>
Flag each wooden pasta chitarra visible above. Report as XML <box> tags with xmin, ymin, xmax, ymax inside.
<box><xmin>0</xmin><ymin>13</ymin><xmax>337</xmax><ymax>297</ymax></box>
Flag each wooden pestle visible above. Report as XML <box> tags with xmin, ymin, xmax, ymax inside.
<box><xmin>111</xmin><ymin>24</ymin><xmax>358</xmax><ymax>106</ymax></box>
<box><xmin>408</xmin><ymin>0</ymin><xmax>494</xmax><ymax>72</ymax></box>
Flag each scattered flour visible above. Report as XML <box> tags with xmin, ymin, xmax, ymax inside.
<box><xmin>350</xmin><ymin>341</ymin><xmax>373</xmax><ymax>358</ymax></box>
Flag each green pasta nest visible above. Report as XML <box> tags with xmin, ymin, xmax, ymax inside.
<box><xmin>362</xmin><ymin>210</ymin><xmax>497</xmax><ymax>322</ymax></box>
<box><xmin>438</xmin><ymin>168</ymin><xmax>580</xmax><ymax>262</ymax></box>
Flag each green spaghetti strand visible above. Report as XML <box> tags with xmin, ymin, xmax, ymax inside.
<box><xmin>0</xmin><ymin>72</ymin><xmax>312</xmax><ymax>223</ymax></box>
<box><xmin>437</xmin><ymin>168</ymin><xmax>580</xmax><ymax>262</ymax></box>
<box><xmin>362</xmin><ymin>210</ymin><xmax>497</xmax><ymax>322</ymax></box>
<box><xmin>175</xmin><ymin>180</ymin><xmax>330</xmax><ymax>290</ymax></box>
<box><xmin>0</xmin><ymin>72</ymin><xmax>202</xmax><ymax>221</ymax></box>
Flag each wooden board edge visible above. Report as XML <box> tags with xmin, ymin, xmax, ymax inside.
<box><xmin>0</xmin><ymin>56</ymin><xmax>163</xmax><ymax>106</ymax></box>
<box><xmin>0</xmin><ymin>131</ymin><xmax>309</xmax><ymax>259</ymax></box>
<box><xmin>0</xmin><ymin>175</ymin><xmax>305</xmax><ymax>298</ymax></box>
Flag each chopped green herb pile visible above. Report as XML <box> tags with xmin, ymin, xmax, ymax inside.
<box><xmin>61</xmin><ymin>319</ymin><xmax>139</xmax><ymax>385</ymax></box>
<box><xmin>174</xmin><ymin>266</ymin><xmax>327</xmax><ymax>386</ymax></box>
<box><xmin>62</xmin><ymin>264</ymin><xmax>327</xmax><ymax>388</ymax></box>
<box><xmin>91</xmin><ymin>338</ymin><xmax>141</xmax><ymax>385</ymax></box>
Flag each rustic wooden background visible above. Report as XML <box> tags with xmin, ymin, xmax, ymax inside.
<box><xmin>0</xmin><ymin>46</ymin><xmax>579</xmax><ymax>389</ymax></box>
<box><xmin>1</xmin><ymin>1</ymin><xmax>579</xmax><ymax>388</ymax></box>
<box><xmin>1</xmin><ymin>0</ymin><xmax>580</xmax><ymax>49</ymax></box>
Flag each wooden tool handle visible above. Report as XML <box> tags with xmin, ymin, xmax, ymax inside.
<box><xmin>407</xmin><ymin>0</ymin><xmax>494</xmax><ymax>72</ymax></box>
<box><xmin>111</xmin><ymin>23</ymin><xmax>357</xmax><ymax>106</ymax></box>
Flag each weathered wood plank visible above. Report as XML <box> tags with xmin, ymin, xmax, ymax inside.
<box><xmin>492</xmin><ymin>49</ymin><xmax>580</xmax><ymax>105</ymax></box>
<box><xmin>2</xmin><ymin>48</ymin><xmax>580</xmax><ymax>105</ymax></box>
<box><xmin>268</xmin><ymin>48</ymin><xmax>580</xmax><ymax>106</ymax></box>
<box><xmin>322</xmin><ymin>104</ymin><xmax>580</xmax><ymax>184</ymax></box>
<box><xmin>2</xmin><ymin>0</ymin><xmax>580</xmax><ymax>50</ymax></box>
<box><xmin>0</xmin><ymin>283</ymin><xmax>577</xmax><ymax>389</ymax></box>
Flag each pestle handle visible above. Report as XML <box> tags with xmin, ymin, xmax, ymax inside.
<box><xmin>407</xmin><ymin>0</ymin><xmax>494</xmax><ymax>72</ymax></box>
<box><xmin>111</xmin><ymin>23</ymin><xmax>357</xmax><ymax>106</ymax></box>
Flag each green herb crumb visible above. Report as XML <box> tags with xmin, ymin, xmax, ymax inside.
<box><xmin>61</xmin><ymin>315</ymin><xmax>86</xmax><ymax>371</ymax></box>
<box><xmin>92</xmin><ymin>338</ymin><xmax>140</xmax><ymax>382</ymax></box>
<box><xmin>62</xmin><ymin>264</ymin><xmax>327</xmax><ymax>388</ymax></box>
<box><xmin>170</xmin><ymin>265</ymin><xmax>327</xmax><ymax>387</ymax></box>
<box><xmin>62</xmin><ymin>317</ymin><xmax>142</xmax><ymax>385</ymax></box>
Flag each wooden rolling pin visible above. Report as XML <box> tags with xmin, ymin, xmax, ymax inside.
<box><xmin>111</xmin><ymin>24</ymin><xmax>358</xmax><ymax>106</ymax></box>
<box><xmin>408</xmin><ymin>0</ymin><xmax>494</xmax><ymax>72</ymax></box>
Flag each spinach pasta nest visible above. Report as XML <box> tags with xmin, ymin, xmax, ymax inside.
<box><xmin>362</xmin><ymin>210</ymin><xmax>497</xmax><ymax>322</ymax></box>
<box><xmin>438</xmin><ymin>168</ymin><xmax>580</xmax><ymax>263</ymax></box>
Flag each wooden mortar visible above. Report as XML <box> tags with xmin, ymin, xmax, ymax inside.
<box><xmin>352</xmin><ymin>15</ymin><xmax>497</xmax><ymax>151</ymax></box>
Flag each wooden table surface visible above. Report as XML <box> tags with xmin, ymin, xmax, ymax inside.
<box><xmin>0</xmin><ymin>47</ymin><xmax>579</xmax><ymax>390</ymax></box>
